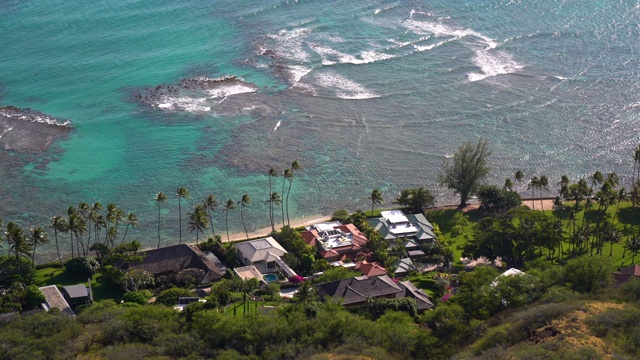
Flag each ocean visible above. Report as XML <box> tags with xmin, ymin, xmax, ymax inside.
<box><xmin>1</xmin><ymin>0</ymin><xmax>639</xmax><ymax>260</ymax></box>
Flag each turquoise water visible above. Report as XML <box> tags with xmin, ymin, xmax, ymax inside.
<box><xmin>263</xmin><ymin>273</ymin><xmax>278</xmax><ymax>284</ymax></box>
<box><xmin>1</xmin><ymin>0</ymin><xmax>639</xmax><ymax>260</ymax></box>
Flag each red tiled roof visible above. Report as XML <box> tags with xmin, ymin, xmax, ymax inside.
<box><xmin>355</xmin><ymin>260</ymin><xmax>387</xmax><ymax>277</ymax></box>
<box><xmin>300</xmin><ymin>230</ymin><xmax>319</xmax><ymax>247</ymax></box>
<box><xmin>337</xmin><ymin>224</ymin><xmax>368</xmax><ymax>246</ymax></box>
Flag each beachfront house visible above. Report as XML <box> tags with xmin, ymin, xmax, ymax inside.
<box><xmin>301</xmin><ymin>221</ymin><xmax>368</xmax><ymax>262</ymax></box>
<box><xmin>39</xmin><ymin>285</ymin><xmax>76</xmax><ymax>317</ymax></box>
<box><xmin>368</xmin><ymin>210</ymin><xmax>437</xmax><ymax>259</ymax></box>
<box><xmin>124</xmin><ymin>244</ymin><xmax>226</xmax><ymax>285</ymax></box>
<box><xmin>236</xmin><ymin>237</ymin><xmax>297</xmax><ymax>277</ymax></box>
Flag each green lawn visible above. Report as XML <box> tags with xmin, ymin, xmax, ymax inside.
<box><xmin>33</xmin><ymin>266</ymin><xmax>123</xmax><ymax>302</ymax></box>
<box><xmin>426</xmin><ymin>202</ymin><xmax>640</xmax><ymax>268</ymax></box>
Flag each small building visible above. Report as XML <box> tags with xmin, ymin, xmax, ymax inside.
<box><xmin>393</xmin><ymin>257</ymin><xmax>416</xmax><ymax>277</ymax></box>
<box><xmin>368</xmin><ymin>210</ymin><xmax>436</xmax><ymax>259</ymax></box>
<box><xmin>39</xmin><ymin>285</ymin><xmax>75</xmax><ymax>317</ymax></box>
<box><xmin>126</xmin><ymin>244</ymin><xmax>225</xmax><ymax>285</ymax></box>
<box><xmin>301</xmin><ymin>222</ymin><xmax>368</xmax><ymax>262</ymax></box>
<box><xmin>62</xmin><ymin>284</ymin><xmax>91</xmax><ymax>308</ymax></box>
<box><xmin>236</xmin><ymin>237</ymin><xmax>288</xmax><ymax>273</ymax></box>
<box><xmin>316</xmin><ymin>275</ymin><xmax>434</xmax><ymax>311</ymax></box>
<box><xmin>613</xmin><ymin>264</ymin><xmax>640</xmax><ymax>286</ymax></box>
<box><xmin>355</xmin><ymin>260</ymin><xmax>387</xmax><ymax>277</ymax></box>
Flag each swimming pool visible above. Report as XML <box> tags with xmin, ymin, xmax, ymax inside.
<box><xmin>263</xmin><ymin>274</ymin><xmax>278</xmax><ymax>283</ymax></box>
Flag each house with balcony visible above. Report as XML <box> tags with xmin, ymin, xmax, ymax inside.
<box><xmin>236</xmin><ymin>237</ymin><xmax>297</xmax><ymax>278</ymax></box>
<box><xmin>301</xmin><ymin>221</ymin><xmax>368</xmax><ymax>262</ymax></box>
<box><xmin>368</xmin><ymin>210</ymin><xmax>437</xmax><ymax>259</ymax></box>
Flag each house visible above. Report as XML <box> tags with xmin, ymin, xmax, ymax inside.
<box><xmin>301</xmin><ymin>222</ymin><xmax>368</xmax><ymax>262</ymax></box>
<box><xmin>393</xmin><ymin>257</ymin><xmax>416</xmax><ymax>277</ymax></box>
<box><xmin>491</xmin><ymin>268</ymin><xmax>525</xmax><ymax>286</ymax></box>
<box><xmin>316</xmin><ymin>275</ymin><xmax>434</xmax><ymax>311</ymax></box>
<box><xmin>39</xmin><ymin>285</ymin><xmax>75</xmax><ymax>317</ymax></box>
<box><xmin>236</xmin><ymin>237</ymin><xmax>297</xmax><ymax>277</ymax></box>
<box><xmin>368</xmin><ymin>210</ymin><xmax>436</xmax><ymax>259</ymax></box>
<box><xmin>126</xmin><ymin>244</ymin><xmax>225</xmax><ymax>285</ymax></box>
<box><xmin>355</xmin><ymin>260</ymin><xmax>387</xmax><ymax>277</ymax></box>
<box><xmin>613</xmin><ymin>264</ymin><xmax>640</xmax><ymax>286</ymax></box>
<box><xmin>62</xmin><ymin>284</ymin><xmax>91</xmax><ymax>308</ymax></box>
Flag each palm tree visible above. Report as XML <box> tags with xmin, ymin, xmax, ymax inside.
<box><xmin>286</xmin><ymin>160</ymin><xmax>301</xmax><ymax>226</ymax></box>
<box><xmin>240</xmin><ymin>194</ymin><xmax>251</xmax><ymax>239</ymax></box>
<box><xmin>281</xmin><ymin>168</ymin><xmax>291</xmax><ymax>227</ymax></box>
<box><xmin>632</xmin><ymin>144</ymin><xmax>640</xmax><ymax>202</ymax></box>
<box><xmin>120</xmin><ymin>212</ymin><xmax>138</xmax><ymax>245</ymax></box>
<box><xmin>280</xmin><ymin>169</ymin><xmax>293</xmax><ymax>226</ymax></box>
<box><xmin>394</xmin><ymin>189</ymin><xmax>412</xmax><ymax>209</ymax></box>
<box><xmin>514</xmin><ymin>170</ymin><xmax>525</xmax><ymax>187</ymax></box>
<box><xmin>187</xmin><ymin>204</ymin><xmax>209</xmax><ymax>244</ymax></box>
<box><xmin>28</xmin><ymin>227</ymin><xmax>49</xmax><ymax>266</ymax></box>
<box><xmin>265</xmin><ymin>192</ymin><xmax>281</xmax><ymax>232</ymax></box>
<box><xmin>49</xmin><ymin>216</ymin><xmax>68</xmax><ymax>266</ymax></box>
<box><xmin>224</xmin><ymin>199</ymin><xmax>237</xmax><ymax>242</ymax></box>
<box><xmin>297</xmin><ymin>281</ymin><xmax>315</xmax><ymax>306</ymax></box>
<box><xmin>539</xmin><ymin>175</ymin><xmax>549</xmax><ymax>211</ymax></box>
<box><xmin>370</xmin><ymin>189</ymin><xmax>384</xmax><ymax>216</ymax></box>
<box><xmin>155</xmin><ymin>192</ymin><xmax>168</xmax><ymax>249</ymax></box>
<box><xmin>625</xmin><ymin>236</ymin><xmax>640</xmax><ymax>264</ymax></box>
<box><xmin>558</xmin><ymin>175</ymin><xmax>570</xmax><ymax>201</ymax></box>
<box><xmin>6</xmin><ymin>222</ymin><xmax>32</xmax><ymax>268</ymax></box>
<box><xmin>105</xmin><ymin>203</ymin><xmax>117</xmax><ymax>247</ymax></box>
<box><xmin>176</xmin><ymin>186</ymin><xmax>190</xmax><ymax>245</ymax></box>
<box><xmin>267</xmin><ymin>168</ymin><xmax>279</xmax><ymax>232</ymax></box>
<box><xmin>203</xmin><ymin>194</ymin><xmax>218</xmax><ymax>238</ymax></box>
<box><xmin>503</xmin><ymin>178</ymin><xmax>514</xmax><ymax>191</ymax></box>
<box><xmin>67</xmin><ymin>206</ymin><xmax>77</xmax><ymax>258</ymax></box>
<box><xmin>527</xmin><ymin>177</ymin><xmax>539</xmax><ymax>210</ymax></box>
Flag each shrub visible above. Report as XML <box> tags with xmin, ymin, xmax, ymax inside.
<box><xmin>65</xmin><ymin>257</ymin><xmax>100</xmax><ymax>276</ymax></box>
<box><xmin>122</xmin><ymin>290</ymin><xmax>154</xmax><ymax>305</ymax></box>
<box><xmin>175</xmin><ymin>268</ymin><xmax>205</xmax><ymax>287</ymax></box>
<box><xmin>155</xmin><ymin>288</ymin><xmax>195</xmax><ymax>306</ymax></box>
<box><xmin>564</xmin><ymin>256</ymin><xmax>613</xmax><ymax>293</ymax></box>
<box><xmin>331</xmin><ymin>209</ymin><xmax>350</xmax><ymax>223</ymax></box>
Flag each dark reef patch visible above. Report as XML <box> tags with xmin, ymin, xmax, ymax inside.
<box><xmin>0</xmin><ymin>105</ymin><xmax>72</xmax><ymax>154</ymax></box>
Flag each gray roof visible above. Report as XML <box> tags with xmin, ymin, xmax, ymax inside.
<box><xmin>128</xmin><ymin>244</ymin><xmax>224</xmax><ymax>284</ymax></box>
<box><xmin>236</xmin><ymin>237</ymin><xmax>287</xmax><ymax>263</ymax></box>
<box><xmin>368</xmin><ymin>211</ymin><xmax>436</xmax><ymax>241</ymax></box>
<box><xmin>400</xmin><ymin>281</ymin><xmax>435</xmax><ymax>310</ymax></box>
<box><xmin>39</xmin><ymin>285</ymin><xmax>75</xmax><ymax>317</ymax></box>
<box><xmin>393</xmin><ymin>257</ymin><xmax>415</xmax><ymax>276</ymax></box>
<box><xmin>62</xmin><ymin>284</ymin><xmax>88</xmax><ymax>299</ymax></box>
<box><xmin>316</xmin><ymin>275</ymin><xmax>403</xmax><ymax>305</ymax></box>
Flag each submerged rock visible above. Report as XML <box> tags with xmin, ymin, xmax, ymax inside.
<box><xmin>0</xmin><ymin>106</ymin><xmax>72</xmax><ymax>154</ymax></box>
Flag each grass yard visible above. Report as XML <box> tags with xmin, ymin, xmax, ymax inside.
<box><xmin>33</xmin><ymin>266</ymin><xmax>123</xmax><ymax>301</ymax></box>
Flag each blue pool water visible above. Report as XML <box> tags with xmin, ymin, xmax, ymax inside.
<box><xmin>263</xmin><ymin>274</ymin><xmax>278</xmax><ymax>283</ymax></box>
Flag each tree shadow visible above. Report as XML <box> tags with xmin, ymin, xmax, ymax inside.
<box><xmin>618</xmin><ymin>207</ymin><xmax>640</xmax><ymax>227</ymax></box>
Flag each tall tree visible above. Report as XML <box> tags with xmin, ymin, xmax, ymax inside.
<box><xmin>155</xmin><ymin>192</ymin><xmax>168</xmax><ymax>249</ymax></box>
<box><xmin>267</xmin><ymin>168</ymin><xmax>278</xmax><ymax>232</ymax></box>
<box><xmin>633</xmin><ymin>144</ymin><xmax>640</xmax><ymax>205</ymax></box>
<box><xmin>265</xmin><ymin>192</ymin><xmax>282</xmax><ymax>233</ymax></box>
<box><xmin>439</xmin><ymin>139</ymin><xmax>492</xmax><ymax>208</ymax></box>
<box><xmin>203</xmin><ymin>194</ymin><xmax>218</xmax><ymax>238</ymax></box>
<box><xmin>514</xmin><ymin>170</ymin><xmax>524</xmax><ymax>188</ymax></box>
<box><xmin>286</xmin><ymin>160</ymin><xmax>301</xmax><ymax>226</ymax></box>
<box><xmin>28</xmin><ymin>227</ymin><xmax>49</xmax><ymax>266</ymax></box>
<box><xmin>625</xmin><ymin>236</ymin><xmax>640</xmax><ymax>264</ymax></box>
<box><xmin>176</xmin><ymin>186</ymin><xmax>190</xmax><ymax>245</ymax></box>
<box><xmin>240</xmin><ymin>194</ymin><xmax>251</xmax><ymax>239</ymax></box>
<box><xmin>409</xmin><ymin>187</ymin><xmax>435</xmax><ymax>214</ymax></box>
<box><xmin>527</xmin><ymin>176</ymin><xmax>539</xmax><ymax>210</ymax></box>
<box><xmin>539</xmin><ymin>175</ymin><xmax>549</xmax><ymax>211</ymax></box>
<box><xmin>224</xmin><ymin>199</ymin><xmax>237</xmax><ymax>242</ymax></box>
<box><xmin>49</xmin><ymin>216</ymin><xmax>68</xmax><ymax>266</ymax></box>
<box><xmin>5</xmin><ymin>222</ymin><xmax>31</xmax><ymax>268</ymax></box>
<box><xmin>503</xmin><ymin>178</ymin><xmax>514</xmax><ymax>191</ymax></box>
<box><xmin>67</xmin><ymin>206</ymin><xmax>77</xmax><ymax>258</ymax></box>
<box><xmin>370</xmin><ymin>189</ymin><xmax>384</xmax><ymax>216</ymax></box>
<box><xmin>281</xmin><ymin>168</ymin><xmax>291</xmax><ymax>227</ymax></box>
<box><xmin>187</xmin><ymin>204</ymin><xmax>209</xmax><ymax>244</ymax></box>
<box><xmin>120</xmin><ymin>212</ymin><xmax>138</xmax><ymax>245</ymax></box>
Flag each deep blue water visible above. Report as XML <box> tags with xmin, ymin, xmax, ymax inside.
<box><xmin>1</xmin><ymin>0</ymin><xmax>639</xmax><ymax>260</ymax></box>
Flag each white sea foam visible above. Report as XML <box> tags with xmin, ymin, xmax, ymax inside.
<box><xmin>1</xmin><ymin>110</ymin><xmax>71</xmax><ymax>127</ymax></box>
<box><xmin>273</xmin><ymin>120</ymin><xmax>281</xmax><ymax>131</ymax></box>
<box><xmin>267</xmin><ymin>27</ymin><xmax>312</xmax><ymax>62</ymax></box>
<box><xmin>154</xmin><ymin>96</ymin><xmax>211</xmax><ymax>113</ymax></box>
<box><xmin>314</xmin><ymin>71</ymin><xmax>379</xmax><ymax>99</ymax></box>
<box><xmin>467</xmin><ymin>49</ymin><xmax>523</xmax><ymax>82</ymax></box>
<box><xmin>402</xmin><ymin>18</ymin><xmax>498</xmax><ymax>49</ymax></box>
<box><xmin>206</xmin><ymin>83</ymin><xmax>256</xmax><ymax>98</ymax></box>
<box><xmin>310</xmin><ymin>43</ymin><xmax>394</xmax><ymax>65</ymax></box>
<box><xmin>287</xmin><ymin>65</ymin><xmax>313</xmax><ymax>83</ymax></box>
<box><xmin>413</xmin><ymin>38</ymin><xmax>455</xmax><ymax>52</ymax></box>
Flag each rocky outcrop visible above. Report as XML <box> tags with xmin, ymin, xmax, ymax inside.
<box><xmin>0</xmin><ymin>106</ymin><xmax>72</xmax><ymax>154</ymax></box>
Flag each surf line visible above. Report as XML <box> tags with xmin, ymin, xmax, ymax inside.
<box><xmin>273</xmin><ymin>120</ymin><xmax>281</xmax><ymax>132</ymax></box>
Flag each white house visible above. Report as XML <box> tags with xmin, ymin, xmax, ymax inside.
<box><xmin>236</xmin><ymin>237</ymin><xmax>294</xmax><ymax>275</ymax></box>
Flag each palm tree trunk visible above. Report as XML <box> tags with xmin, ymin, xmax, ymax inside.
<box><xmin>286</xmin><ymin>179</ymin><xmax>293</xmax><ymax>226</ymax></box>
<box><xmin>70</xmin><ymin>233</ymin><xmax>74</xmax><ymax>259</ymax></box>
<box><xmin>241</xmin><ymin>205</ymin><xmax>248</xmax><ymax>239</ymax></box>
<box><xmin>32</xmin><ymin>242</ymin><xmax>37</xmax><ymax>266</ymax></box>
<box><xmin>208</xmin><ymin>211</ymin><xmax>216</xmax><ymax>238</ymax></box>
<box><xmin>121</xmin><ymin>224</ymin><xmax>130</xmax><ymax>245</ymax></box>
<box><xmin>157</xmin><ymin>204</ymin><xmax>161</xmax><ymax>249</ymax></box>
<box><xmin>226</xmin><ymin>210</ymin><xmax>230</xmax><ymax>242</ymax></box>
<box><xmin>178</xmin><ymin>198</ymin><xmax>182</xmax><ymax>245</ymax></box>
<box><xmin>55</xmin><ymin>230</ymin><xmax>62</xmax><ymax>266</ymax></box>
<box><xmin>281</xmin><ymin>176</ymin><xmax>286</xmax><ymax>227</ymax></box>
